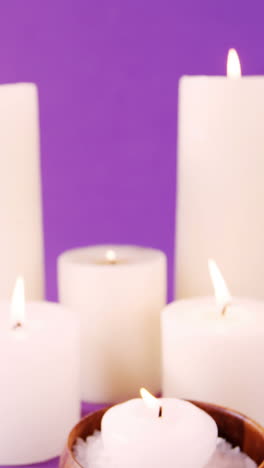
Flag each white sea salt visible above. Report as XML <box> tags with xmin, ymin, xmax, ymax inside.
<box><xmin>74</xmin><ymin>431</ymin><xmax>257</xmax><ymax>468</ymax></box>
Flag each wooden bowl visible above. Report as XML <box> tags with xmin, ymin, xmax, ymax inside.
<box><xmin>60</xmin><ymin>401</ymin><xmax>264</xmax><ymax>468</ymax></box>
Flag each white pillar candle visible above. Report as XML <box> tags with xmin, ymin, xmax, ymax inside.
<box><xmin>0</xmin><ymin>83</ymin><xmax>43</xmax><ymax>300</ymax></box>
<box><xmin>0</xmin><ymin>278</ymin><xmax>80</xmax><ymax>465</ymax></box>
<box><xmin>162</xmin><ymin>260</ymin><xmax>264</xmax><ymax>424</ymax></box>
<box><xmin>175</xmin><ymin>49</ymin><xmax>264</xmax><ymax>299</ymax></box>
<box><xmin>101</xmin><ymin>389</ymin><xmax>217</xmax><ymax>468</ymax></box>
<box><xmin>58</xmin><ymin>245</ymin><xmax>167</xmax><ymax>402</ymax></box>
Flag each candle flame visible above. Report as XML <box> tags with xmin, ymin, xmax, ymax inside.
<box><xmin>11</xmin><ymin>276</ymin><xmax>25</xmax><ymax>328</ymax></box>
<box><xmin>208</xmin><ymin>259</ymin><xmax>231</xmax><ymax>310</ymax></box>
<box><xmin>227</xmin><ymin>49</ymin><xmax>242</xmax><ymax>78</ymax></box>
<box><xmin>106</xmin><ymin>249</ymin><xmax>117</xmax><ymax>264</ymax></box>
<box><xmin>140</xmin><ymin>388</ymin><xmax>159</xmax><ymax>410</ymax></box>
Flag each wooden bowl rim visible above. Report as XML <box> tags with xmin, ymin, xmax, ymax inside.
<box><xmin>189</xmin><ymin>400</ymin><xmax>264</xmax><ymax>436</ymax></box>
<box><xmin>67</xmin><ymin>400</ymin><xmax>264</xmax><ymax>468</ymax></box>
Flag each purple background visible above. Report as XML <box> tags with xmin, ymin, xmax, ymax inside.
<box><xmin>0</xmin><ymin>1</ymin><xmax>263</xmax><ymax>300</ymax></box>
<box><xmin>0</xmin><ymin>2</ymin><xmax>264</xmax><ymax>468</ymax></box>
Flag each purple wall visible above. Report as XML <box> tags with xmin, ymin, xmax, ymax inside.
<box><xmin>0</xmin><ymin>1</ymin><xmax>263</xmax><ymax>300</ymax></box>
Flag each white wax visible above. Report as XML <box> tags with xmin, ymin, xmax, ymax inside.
<box><xmin>0</xmin><ymin>83</ymin><xmax>43</xmax><ymax>300</ymax></box>
<box><xmin>58</xmin><ymin>245</ymin><xmax>167</xmax><ymax>402</ymax></box>
<box><xmin>74</xmin><ymin>433</ymin><xmax>257</xmax><ymax>468</ymax></box>
<box><xmin>175</xmin><ymin>76</ymin><xmax>264</xmax><ymax>299</ymax></box>
<box><xmin>162</xmin><ymin>298</ymin><xmax>264</xmax><ymax>424</ymax></box>
<box><xmin>101</xmin><ymin>398</ymin><xmax>217</xmax><ymax>468</ymax></box>
<box><xmin>0</xmin><ymin>302</ymin><xmax>80</xmax><ymax>464</ymax></box>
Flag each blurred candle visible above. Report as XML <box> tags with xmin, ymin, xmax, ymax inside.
<box><xmin>0</xmin><ymin>83</ymin><xmax>43</xmax><ymax>299</ymax></box>
<box><xmin>162</xmin><ymin>260</ymin><xmax>264</xmax><ymax>424</ymax></box>
<box><xmin>0</xmin><ymin>278</ymin><xmax>80</xmax><ymax>464</ymax></box>
<box><xmin>175</xmin><ymin>49</ymin><xmax>264</xmax><ymax>299</ymax></box>
<box><xmin>58</xmin><ymin>245</ymin><xmax>167</xmax><ymax>402</ymax></box>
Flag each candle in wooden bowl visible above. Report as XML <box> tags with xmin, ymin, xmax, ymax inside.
<box><xmin>60</xmin><ymin>401</ymin><xmax>264</xmax><ymax>468</ymax></box>
<box><xmin>101</xmin><ymin>389</ymin><xmax>217</xmax><ymax>468</ymax></box>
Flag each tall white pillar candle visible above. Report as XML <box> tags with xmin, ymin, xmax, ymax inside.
<box><xmin>175</xmin><ymin>50</ymin><xmax>264</xmax><ymax>299</ymax></box>
<box><xmin>0</xmin><ymin>279</ymin><xmax>80</xmax><ymax>465</ymax></box>
<box><xmin>58</xmin><ymin>245</ymin><xmax>167</xmax><ymax>402</ymax></box>
<box><xmin>162</xmin><ymin>262</ymin><xmax>264</xmax><ymax>424</ymax></box>
<box><xmin>101</xmin><ymin>390</ymin><xmax>217</xmax><ymax>468</ymax></box>
<box><xmin>0</xmin><ymin>83</ymin><xmax>43</xmax><ymax>299</ymax></box>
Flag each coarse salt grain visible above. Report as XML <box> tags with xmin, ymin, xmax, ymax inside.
<box><xmin>73</xmin><ymin>431</ymin><xmax>257</xmax><ymax>468</ymax></box>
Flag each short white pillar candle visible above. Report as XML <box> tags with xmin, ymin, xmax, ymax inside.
<box><xmin>101</xmin><ymin>389</ymin><xmax>217</xmax><ymax>468</ymax></box>
<box><xmin>162</xmin><ymin>261</ymin><xmax>264</xmax><ymax>424</ymax></box>
<box><xmin>0</xmin><ymin>278</ymin><xmax>80</xmax><ymax>465</ymax></box>
<box><xmin>58</xmin><ymin>245</ymin><xmax>167</xmax><ymax>402</ymax></box>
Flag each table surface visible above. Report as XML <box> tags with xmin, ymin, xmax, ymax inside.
<box><xmin>2</xmin><ymin>402</ymin><xmax>108</xmax><ymax>468</ymax></box>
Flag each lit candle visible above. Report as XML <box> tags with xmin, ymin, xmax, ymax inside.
<box><xmin>101</xmin><ymin>389</ymin><xmax>217</xmax><ymax>468</ymax></box>
<box><xmin>0</xmin><ymin>278</ymin><xmax>80</xmax><ymax>465</ymax></box>
<box><xmin>105</xmin><ymin>249</ymin><xmax>117</xmax><ymax>265</ymax></box>
<box><xmin>58</xmin><ymin>245</ymin><xmax>167</xmax><ymax>402</ymax></box>
<box><xmin>175</xmin><ymin>49</ymin><xmax>264</xmax><ymax>300</ymax></box>
<box><xmin>227</xmin><ymin>48</ymin><xmax>241</xmax><ymax>78</ymax></box>
<box><xmin>162</xmin><ymin>260</ymin><xmax>264</xmax><ymax>424</ymax></box>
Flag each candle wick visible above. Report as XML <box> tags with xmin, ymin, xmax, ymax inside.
<box><xmin>158</xmin><ymin>406</ymin><xmax>163</xmax><ymax>418</ymax></box>
<box><xmin>106</xmin><ymin>251</ymin><xmax>118</xmax><ymax>265</ymax></box>
<box><xmin>12</xmin><ymin>321</ymin><xmax>22</xmax><ymax>330</ymax></box>
<box><xmin>108</xmin><ymin>259</ymin><xmax>117</xmax><ymax>265</ymax></box>
<box><xmin>221</xmin><ymin>303</ymin><xmax>230</xmax><ymax>317</ymax></box>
